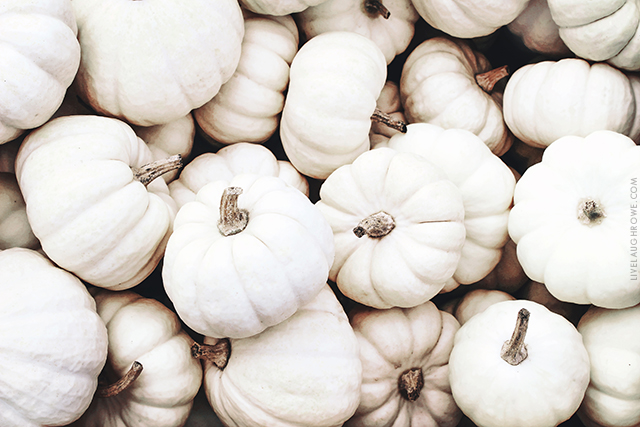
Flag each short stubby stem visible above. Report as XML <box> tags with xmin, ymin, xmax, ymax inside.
<box><xmin>501</xmin><ymin>308</ymin><xmax>530</xmax><ymax>366</ymax></box>
<box><xmin>96</xmin><ymin>361</ymin><xmax>143</xmax><ymax>398</ymax></box>
<box><xmin>371</xmin><ymin>108</ymin><xmax>407</xmax><ymax>133</ymax></box>
<box><xmin>218</xmin><ymin>187</ymin><xmax>249</xmax><ymax>236</ymax></box>
<box><xmin>398</xmin><ymin>367</ymin><xmax>424</xmax><ymax>401</ymax></box>
<box><xmin>353</xmin><ymin>211</ymin><xmax>396</xmax><ymax>238</ymax></box>
<box><xmin>577</xmin><ymin>198</ymin><xmax>606</xmax><ymax>226</ymax></box>
<box><xmin>364</xmin><ymin>0</ymin><xmax>390</xmax><ymax>18</ymax></box>
<box><xmin>476</xmin><ymin>65</ymin><xmax>510</xmax><ymax>93</ymax></box>
<box><xmin>132</xmin><ymin>154</ymin><xmax>182</xmax><ymax>186</ymax></box>
<box><xmin>191</xmin><ymin>339</ymin><xmax>231</xmax><ymax>370</ymax></box>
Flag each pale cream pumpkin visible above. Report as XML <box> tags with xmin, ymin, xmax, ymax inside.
<box><xmin>72</xmin><ymin>0</ymin><xmax>244</xmax><ymax>126</ymax></box>
<box><xmin>346</xmin><ymin>301</ymin><xmax>462</xmax><ymax>427</ymax></box>
<box><xmin>194</xmin><ymin>15</ymin><xmax>299</xmax><ymax>146</ymax></box>
<box><xmin>163</xmin><ymin>174</ymin><xmax>335</xmax><ymax>339</ymax></box>
<box><xmin>169</xmin><ymin>142</ymin><xmax>309</xmax><ymax>209</ymax></box>
<box><xmin>15</xmin><ymin>115</ymin><xmax>179</xmax><ymax>290</ymax></box>
<box><xmin>508</xmin><ymin>130</ymin><xmax>640</xmax><ymax>309</ymax></box>
<box><xmin>0</xmin><ymin>172</ymin><xmax>38</xmax><ymax>250</ymax></box>
<box><xmin>577</xmin><ymin>303</ymin><xmax>640</xmax><ymax>427</ymax></box>
<box><xmin>506</xmin><ymin>0</ymin><xmax>571</xmax><ymax>57</ymax></box>
<box><xmin>0</xmin><ymin>248</ymin><xmax>108</xmax><ymax>427</ymax></box>
<box><xmin>449</xmin><ymin>299</ymin><xmax>591</xmax><ymax>427</ymax></box>
<box><xmin>400</xmin><ymin>37</ymin><xmax>513</xmax><ymax>156</ymax></box>
<box><xmin>295</xmin><ymin>0</ymin><xmax>420</xmax><ymax>64</ymax></box>
<box><xmin>240</xmin><ymin>0</ymin><xmax>327</xmax><ymax>15</ymax></box>
<box><xmin>547</xmin><ymin>0</ymin><xmax>640</xmax><ymax>71</ymax></box>
<box><xmin>198</xmin><ymin>285</ymin><xmax>362</xmax><ymax>427</ymax></box>
<box><xmin>503</xmin><ymin>58</ymin><xmax>640</xmax><ymax>148</ymax></box>
<box><xmin>0</xmin><ymin>0</ymin><xmax>80</xmax><ymax>144</ymax></box>
<box><xmin>280</xmin><ymin>31</ymin><xmax>387</xmax><ymax>179</ymax></box>
<box><xmin>72</xmin><ymin>289</ymin><xmax>203</xmax><ymax>427</ymax></box>
<box><xmin>375</xmin><ymin>123</ymin><xmax>516</xmax><ymax>291</ymax></box>
<box><xmin>316</xmin><ymin>147</ymin><xmax>466</xmax><ymax>309</ymax></box>
<box><xmin>411</xmin><ymin>0</ymin><xmax>530</xmax><ymax>38</ymax></box>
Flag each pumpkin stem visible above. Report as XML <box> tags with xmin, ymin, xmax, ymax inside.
<box><xmin>364</xmin><ymin>0</ymin><xmax>390</xmax><ymax>18</ymax></box>
<box><xmin>476</xmin><ymin>65</ymin><xmax>510</xmax><ymax>93</ymax></box>
<box><xmin>500</xmin><ymin>308</ymin><xmax>530</xmax><ymax>366</ymax></box>
<box><xmin>218</xmin><ymin>187</ymin><xmax>249</xmax><ymax>236</ymax></box>
<box><xmin>96</xmin><ymin>361</ymin><xmax>143</xmax><ymax>398</ymax></box>
<box><xmin>191</xmin><ymin>339</ymin><xmax>231</xmax><ymax>370</ymax></box>
<box><xmin>132</xmin><ymin>154</ymin><xmax>182</xmax><ymax>186</ymax></box>
<box><xmin>371</xmin><ymin>108</ymin><xmax>407</xmax><ymax>133</ymax></box>
<box><xmin>354</xmin><ymin>211</ymin><xmax>396</xmax><ymax>238</ymax></box>
<box><xmin>577</xmin><ymin>198</ymin><xmax>606</xmax><ymax>226</ymax></box>
<box><xmin>398</xmin><ymin>367</ymin><xmax>424</xmax><ymax>401</ymax></box>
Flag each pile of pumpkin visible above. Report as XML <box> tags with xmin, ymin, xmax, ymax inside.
<box><xmin>2</xmin><ymin>0</ymin><xmax>639</xmax><ymax>426</ymax></box>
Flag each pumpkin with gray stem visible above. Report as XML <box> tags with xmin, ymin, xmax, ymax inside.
<box><xmin>508</xmin><ymin>129</ymin><xmax>640</xmax><ymax>309</ymax></box>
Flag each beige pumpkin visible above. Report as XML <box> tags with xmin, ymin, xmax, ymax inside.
<box><xmin>0</xmin><ymin>0</ymin><xmax>80</xmax><ymax>144</ymax></box>
<box><xmin>400</xmin><ymin>37</ymin><xmax>513</xmax><ymax>156</ymax></box>
<box><xmin>169</xmin><ymin>142</ymin><xmax>309</xmax><ymax>209</ymax></box>
<box><xmin>506</xmin><ymin>0</ymin><xmax>571</xmax><ymax>57</ymax></box>
<box><xmin>72</xmin><ymin>289</ymin><xmax>203</xmax><ymax>427</ymax></box>
<box><xmin>15</xmin><ymin>115</ymin><xmax>179</xmax><ymax>290</ymax></box>
<box><xmin>72</xmin><ymin>0</ymin><xmax>244</xmax><ymax>126</ymax></box>
<box><xmin>280</xmin><ymin>31</ymin><xmax>387</xmax><ymax>179</ymax></box>
<box><xmin>295</xmin><ymin>0</ymin><xmax>420</xmax><ymax>64</ymax></box>
<box><xmin>0</xmin><ymin>172</ymin><xmax>38</xmax><ymax>250</ymax></box>
<box><xmin>346</xmin><ymin>301</ymin><xmax>462</xmax><ymax>427</ymax></box>
<box><xmin>198</xmin><ymin>285</ymin><xmax>362</xmax><ymax>427</ymax></box>
<box><xmin>0</xmin><ymin>248</ymin><xmax>108</xmax><ymax>427</ymax></box>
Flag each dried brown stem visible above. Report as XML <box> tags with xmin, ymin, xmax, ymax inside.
<box><xmin>364</xmin><ymin>0</ymin><xmax>390</xmax><ymax>18</ymax></box>
<box><xmin>354</xmin><ymin>211</ymin><xmax>396</xmax><ymax>238</ymax></box>
<box><xmin>577</xmin><ymin>198</ymin><xmax>606</xmax><ymax>226</ymax></box>
<box><xmin>132</xmin><ymin>154</ymin><xmax>182</xmax><ymax>186</ymax></box>
<box><xmin>96</xmin><ymin>361</ymin><xmax>143</xmax><ymax>398</ymax></box>
<box><xmin>398</xmin><ymin>367</ymin><xmax>424</xmax><ymax>401</ymax></box>
<box><xmin>476</xmin><ymin>65</ymin><xmax>510</xmax><ymax>93</ymax></box>
<box><xmin>371</xmin><ymin>108</ymin><xmax>407</xmax><ymax>133</ymax></box>
<box><xmin>218</xmin><ymin>187</ymin><xmax>249</xmax><ymax>236</ymax></box>
<box><xmin>191</xmin><ymin>340</ymin><xmax>231</xmax><ymax>370</ymax></box>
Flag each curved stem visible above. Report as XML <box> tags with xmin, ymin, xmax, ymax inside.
<box><xmin>398</xmin><ymin>367</ymin><xmax>424</xmax><ymax>401</ymax></box>
<box><xmin>577</xmin><ymin>198</ymin><xmax>606</xmax><ymax>226</ymax></box>
<box><xmin>354</xmin><ymin>211</ymin><xmax>396</xmax><ymax>238</ymax></box>
<box><xmin>364</xmin><ymin>0</ymin><xmax>390</xmax><ymax>18</ymax></box>
<box><xmin>500</xmin><ymin>308</ymin><xmax>530</xmax><ymax>366</ymax></box>
<box><xmin>476</xmin><ymin>65</ymin><xmax>509</xmax><ymax>93</ymax></box>
<box><xmin>132</xmin><ymin>154</ymin><xmax>182</xmax><ymax>186</ymax></box>
<box><xmin>96</xmin><ymin>361</ymin><xmax>143</xmax><ymax>398</ymax></box>
<box><xmin>191</xmin><ymin>339</ymin><xmax>231</xmax><ymax>370</ymax></box>
<box><xmin>218</xmin><ymin>187</ymin><xmax>249</xmax><ymax>236</ymax></box>
<box><xmin>371</xmin><ymin>108</ymin><xmax>407</xmax><ymax>133</ymax></box>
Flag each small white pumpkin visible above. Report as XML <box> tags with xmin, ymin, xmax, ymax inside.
<box><xmin>508</xmin><ymin>130</ymin><xmax>640</xmax><ymax>309</ymax></box>
<box><xmin>316</xmin><ymin>147</ymin><xmax>466</xmax><ymax>309</ymax></box>
<box><xmin>15</xmin><ymin>115</ymin><xmax>179</xmax><ymax>290</ymax></box>
<box><xmin>163</xmin><ymin>174</ymin><xmax>335</xmax><ymax>339</ymax></box>
<box><xmin>198</xmin><ymin>285</ymin><xmax>362</xmax><ymax>427</ymax></box>
<box><xmin>280</xmin><ymin>31</ymin><xmax>387</xmax><ymax>179</ymax></box>
<box><xmin>169</xmin><ymin>142</ymin><xmax>309</xmax><ymax>209</ymax></box>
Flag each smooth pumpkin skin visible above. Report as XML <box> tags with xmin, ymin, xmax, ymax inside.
<box><xmin>547</xmin><ymin>0</ymin><xmax>640</xmax><ymax>70</ymax></box>
<box><xmin>280</xmin><ymin>31</ymin><xmax>387</xmax><ymax>180</ymax></box>
<box><xmin>577</xmin><ymin>304</ymin><xmax>640</xmax><ymax>427</ymax></box>
<box><xmin>163</xmin><ymin>174</ymin><xmax>335</xmax><ymax>339</ymax></box>
<box><xmin>0</xmin><ymin>0</ymin><xmax>80</xmax><ymax>144</ymax></box>
<box><xmin>346</xmin><ymin>301</ymin><xmax>462</xmax><ymax>427</ymax></box>
<box><xmin>240</xmin><ymin>0</ymin><xmax>327</xmax><ymax>15</ymax></box>
<box><xmin>203</xmin><ymin>285</ymin><xmax>362</xmax><ymax>427</ymax></box>
<box><xmin>169</xmin><ymin>142</ymin><xmax>309</xmax><ymax>210</ymax></box>
<box><xmin>411</xmin><ymin>0</ymin><xmax>529</xmax><ymax>38</ymax></box>
<box><xmin>449</xmin><ymin>299</ymin><xmax>590</xmax><ymax>427</ymax></box>
<box><xmin>316</xmin><ymin>147</ymin><xmax>466</xmax><ymax>309</ymax></box>
<box><xmin>72</xmin><ymin>289</ymin><xmax>203</xmax><ymax>427</ymax></box>
<box><xmin>400</xmin><ymin>37</ymin><xmax>513</xmax><ymax>156</ymax></box>
<box><xmin>72</xmin><ymin>0</ymin><xmax>244</xmax><ymax>126</ymax></box>
<box><xmin>503</xmin><ymin>58</ymin><xmax>640</xmax><ymax>148</ymax></box>
<box><xmin>508</xmin><ymin>130</ymin><xmax>640</xmax><ymax>309</ymax></box>
<box><xmin>506</xmin><ymin>0</ymin><xmax>571</xmax><ymax>57</ymax></box>
<box><xmin>0</xmin><ymin>172</ymin><xmax>38</xmax><ymax>250</ymax></box>
<box><xmin>375</xmin><ymin>123</ymin><xmax>516</xmax><ymax>290</ymax></box>
<box><xmin>15</xmin><ymin>115</ymin><xmax>178</xmax><ymax>290</ymax></box>
<box><xmin>194</xmin><ymin>15</ymin><xmax>299</xmax><ymax>145</ymax></box>
<box><xmin>295</xmin><ymin>0</ymin><xmax>420</xmax><ymax>64</ymax></box>
<box><xmin>0</xmin><ymin>248</ymin><xmax>108</xmax><ymax>427</ymax></box>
